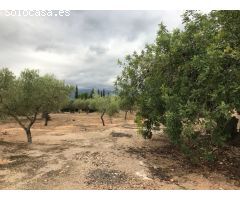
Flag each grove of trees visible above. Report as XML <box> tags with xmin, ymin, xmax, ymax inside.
<box><xmin>1</xmin><ymin>11</ymin><xmax>239</xmax><ymax>163</ymax></box>
<box><xmin>115</xmin><ymin>11</ymin><xmax>240</xmax><ymax>162</ymax></box>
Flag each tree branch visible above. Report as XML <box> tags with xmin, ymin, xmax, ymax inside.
<box><xmin>9</xmin><ymin>113</ymin><xmax>26</xmax><ymax>129</ymax></box>
<box><xmin>27</xmin><ymin>111</ymin><xmax>38</xmax><ymax>129</ymax></box>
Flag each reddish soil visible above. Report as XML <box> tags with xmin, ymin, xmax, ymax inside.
<box><xmin>0</xmin><ymin>112</ymin><xmax>239</xmax><ymax>189</ymax></box>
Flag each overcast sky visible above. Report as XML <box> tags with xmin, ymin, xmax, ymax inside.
<box><xmin>0</xmin><ymin>10</ymin><xmax>183</xmax><ymax>89</ymax></box>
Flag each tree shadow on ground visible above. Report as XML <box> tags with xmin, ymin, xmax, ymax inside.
<box><xmin>110</xmin><ymin>131</ymin><xmax>132</xmax><ymax>138</ymax></box>
<box><xmin>125</xmin><ymin>137</ymin><xmax>240</xmax><ymax>186</ymax></box>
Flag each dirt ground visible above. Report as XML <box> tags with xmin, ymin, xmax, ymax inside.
<box><xmin>0</xmin><ymin>112</ymin><xmax>239</xmax><ymax>190</ymax></box>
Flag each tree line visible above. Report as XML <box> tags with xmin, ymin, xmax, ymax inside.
<box><xmin>63</xmin><ymin>91</ymin><xmax>121</xmax><ymax>126</ymax></box>
<box><xmin>74</xmin><ymin>86</ymin><xmax>110</xmax><ymax>99</ymax></box>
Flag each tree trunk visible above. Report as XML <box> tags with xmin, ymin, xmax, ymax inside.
<box><xmin>110</xmin><ymin>117</ymin><xmax>112</xmax><ymax>124</ymax></box>
<box><xmin>124</xmin><ymin>111</ymin><xmax>128</xmax><ymax>120</ymax></box>
<box><xmin>44</xmin><ymin>117</ymin><xmax>48</xmax><ymax>126</ymax></box>
<box><xmin>25</xmin><ymin>128</ymin><xmax>32</xmax><ymax>144</ymax></box>
<box><xmin>42</xmin><ymin>112</ymin><xmax>50</xmax><ymax>126</ymax></box>
<box><xmin>9</xmin><ymin>111</ymin><xmax>38</xmax><ymax>144</ymax></box>
<box><xmin>101</xmin><ymin>111</ymin><xmax>105</xmax><ymax>126</ymax></box>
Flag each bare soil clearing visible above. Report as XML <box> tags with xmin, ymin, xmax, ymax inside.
<box><xmin>0</xmin><ymin>112</ymin><xmax>239</xmax><ymax>189</ymax></box>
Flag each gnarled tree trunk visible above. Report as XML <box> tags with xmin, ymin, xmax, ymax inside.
<box><xmin>25</xmin><ymin>128</ymin><xmax>32</xmax><ymax>144</ymax></box>
<box><xmin>7</xmin><ymin>109</ymin><xmax>38</xmax><ymax>144</ymax></box>
<box><xmin>101</xmin><ymin>111</ymin><xmax>105</xmax><ymax>126</ymax></box>
<box><xmin>42</xmin><ymin>112</ymin><xmax>50</xmax><ymax>126</ymax></box>
<box><xmin>21</xmin><ymin>112</ymin><xmax>38</xmax><ymax>144</ymax></box>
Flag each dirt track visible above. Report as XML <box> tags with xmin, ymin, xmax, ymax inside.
<box><xmin>0</xmin><ymin>112</ymin><xmax>239</xmax><ymax>189</ymax></box>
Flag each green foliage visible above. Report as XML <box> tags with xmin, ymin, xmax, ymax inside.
<box><xmin>0</xmin><ymin>68</ymin><xmax>73</xmax><ymax>143</ymax></box>
<box><xmin>75</xmin><ymin>85</ymin><xmax>79</xmax><ymax>99</ymax></box>
<box><xmin>61</xmin><ymin>99</ymin><xmax>77</xmax><ymax>113</ymax></box>
<box><xmin>90</xmin><ymin>93</ymin><xmax>120</xmax><ymax>126</ymax></box>
<box><xmin>165</xmin><ymin>111</ymin><xmax>182</xmax><ymax>145</ymax></box>
<box><xmin>116</xmin><ymin>11</ymin><xmax>240</xmax><ymax>161</ymax></box>
<box><xmin>73</xmin><ymin>98</ymin><xmax>96</xmax><ymax>113</ymax></box>
<box><xmin>78</xmin><ymin>92</ymin><xmax>89</xmax><ymax>99</ymax></box>
<box><xmin>40</xmin><ymin>74</ymin><xmax>73</xmax><ymax>114</ymax></box>
<box><xmin>106</xmin><ymin>96</ymin><xmax>120</xmax><ymax>118</ymax></box>
<box><xmin>92</xmin><ymin>94</ymin><xmax>109</xmax><ymax>113</ymax></box>
<box><xmin>115</xmin><ymin>55</ymin><xmax>140</xmax><ymax>116</ymax></box>
<box><xmin>73</xmin><ymin>99</ymin><xmax>87</xmax><ymax>111</ymax></box>
<box><xmin>0</xmin><ymin>68</ymin><xmax>15</xmax><ymax>119</ymax></box>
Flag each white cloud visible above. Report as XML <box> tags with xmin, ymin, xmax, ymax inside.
<box><xmin>0</xmin><ymin>10</ymin><xmax>183</xmax><ymax>89</ymax></box>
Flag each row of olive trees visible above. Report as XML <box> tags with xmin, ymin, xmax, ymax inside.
<box><xmin>73</xmin><ymin>93</ymin><xmax>120</xmax><ymax>126</ymax></box>
<box><xmin>0</xmin><ymin>68</ymin><xmax>73</xmax><ymax>143</ymax></box>
<box><xmin>115</xmin><ymin>10</ymin><xmax>240</xmax><ymax>162</ymax></box>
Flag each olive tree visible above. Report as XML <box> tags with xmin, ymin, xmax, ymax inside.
<box><xmin>90</xmin><ymin>94</ymin><xmax>119</xmax><ymax>126</ymax></box>
<box><xmin>73</xmin><ymin>98</ymin><xmax>91</xmax><ymax>113</ymax></box>
<box><xmin>41</xmin><ymin>74</ymin><xmax>73</xmax><ymax>126</ymax></box>
<box><xmin>107</xmin><ymin>96</ymin><xmax>120</xmax><ymax>123</ymax></box>
<box><xmin>115</xmin><ymin>78</ymin><xmax>137</xmax><ymax>120</ymax></box>
<box><xmin>92</xmin><ymin>95</ymin><xmax>109</xmax><ymax>126</ymax></box>
<box><xmin>0</xmin><ymin>68</ymin><xmax>73</xmax><ymax>143</ymax></box>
